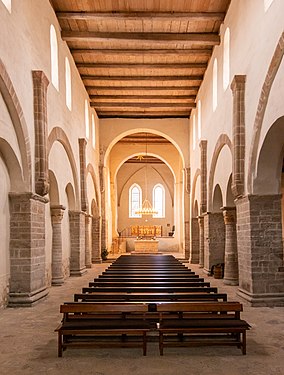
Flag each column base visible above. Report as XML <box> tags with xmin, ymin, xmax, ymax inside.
<box><xmin>70</xmin><ymin>267</ymin><xmax>87</xmax><ymax>277</ymax></box>
<box><xmin>223</xmin><ymin>278</ymin><xmax>239</xmax><ymax>286</ymax></box>
<box><xmin>92</xmin><ymin>258</ymin><xmax>102</xmax><ymax>264</ymax></box>
<box><xmin>86</xmin><ymin>264</ymin><xmax>93</xmax><ymax>269</ymax></box>
<box><xmin>237</xmin><ymin>288</ymin><xmax>284</xmax><ymax>307</ymax></box>
<box><xmin>203</xmin><ymin>267</ymin><xmax>211</xmax><ymax>276</ymax></box>
<box><xmin>52</xmin><ymin>277</ymin><xmax>64</xmax><ymax>286</ymax></box>
<box><xmin>8</xmin><ymin>286</ymin><xmax>48</xmax><ymax>307</ymax></box>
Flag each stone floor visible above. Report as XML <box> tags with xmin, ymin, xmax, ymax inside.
<box><xmin>1</xmin><ymin>260</ymin><xmax>284</xmax><ymax>375</ymax></box>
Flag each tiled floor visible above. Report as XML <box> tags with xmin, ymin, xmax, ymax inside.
<box><xmin>0</xmin><ymin>259</ymin><xmax>284</xmax><ymax>375</ymax></box>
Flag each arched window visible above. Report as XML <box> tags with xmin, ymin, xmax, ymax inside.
<box><xmin>50</xmin><ymin>25</ymin><xmax>59</xmax><ymax>90</ymax></box>
<box><xmin>1</xmin><ymin>0</ymin><xmax>11</xmax><ymax>12</ymax></box>
<box><xmin>223</xmin><ymin>28</ymin><xmax>230</xmax><ymax>91</ymax></box>
<box><xmin>85</xmin><ymin>99</ymin><xmax>89</xmax><ymax>139</ymax></box>
<box><xmin>153</xmin><ymin>184</ymin><xmax>165</xmax><ymax>218</ymax></box>
<box><xmin>213</xmin><ymin>58</ymin><xmax>218</xmax><ymax>112</ymax></box>
<box><xmin>65</xmin><ymin>57</ymin><xmax>72</xmax><ymax>110</ymax></box>
<box><xmin>197</xmin><ymin>100</ymin><xmax>202</xmax><ymax>140</ymax></box>
<box><xmin>129</xmin><ymin>184</ymin><xmax>142</xmax><ymax>218</ymax></box>
<box><xmin>192</xmin><ymin>113</ymin><xmax>196</xmax><ymax>151</ymax></box>
<box><xmin>92</xmin><ymin>114</ymin><xmax>96</xmax><ymax>148</ymax></box>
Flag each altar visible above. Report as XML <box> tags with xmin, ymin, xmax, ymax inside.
<box><xmin>134</xmin><ymin>239</ymin><xmax>159</xmax><ymax>253</ymax></box>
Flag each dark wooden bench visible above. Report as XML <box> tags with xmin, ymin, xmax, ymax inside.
<box><xmin>99</xmin><ymin>273</ymin><xmax>198</xmax><ymax>279</ymax></box>
<box><xmin>82</xmin><ymin>286</ymin><xmax>219</xmax><ymax>294</ymax></box>
<box><xmin>74</xmin><ymin>292</ymin><xmax>228</xmax><ymax>302</ymax></box>
<box><xmin>156</xmin><ymin>302</ymin><xmax>250</xmax><ymax>355</ymax></box>
<box><xmin>89</xmin><ymin>281</ymin><xmax>210</xmax><ymax>288</ymax></box>
<box><xmin>55</xmin><ymin>302</ymin><xmax>153</xmax><ymax>357</ymax></box>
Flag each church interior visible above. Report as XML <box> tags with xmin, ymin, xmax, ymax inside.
<box><xmin>0</xmin><ymin>0</ymin><xmax>284</xmax><ymax>373</ymax></box>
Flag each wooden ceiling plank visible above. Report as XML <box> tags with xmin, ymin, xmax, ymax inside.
<box><xmin>76</xmin><ymin>62</ymin><xmax>207</xmax><ymax>69</ymax></box>
<box><xmin>56</xmin><ymin>11</ymin><xmax>226</xmax><ymax>23</ymax></box>
<box><xmin>91</xmin><ymin>102</ymin><xmax>196</xmax><ymax>108</ymax></box>
<box><xmin>71</xmin><ymin>48</ymin><xmax>213</xmax><ymax>56</ymax></box>
<box><xmin>85</xmin><ymin>85</ymin><xmax>200</xmax><ymax>90</ymax></box>
<box><xmin>62</xmin><ymin>31</ymin><xmax>220</xmax><ymax>45</ymax></box>
<box><xmin>89</xmin><ymin>94</ymin><xmax>196</xmax><ymax>100</ymax></box>
<box><xmin>82</xmin><ymin>75</ymin><xmax>203</xmax><ymax>81</ymax></box>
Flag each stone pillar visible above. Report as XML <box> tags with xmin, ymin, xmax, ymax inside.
<box><xmin>79</xmin><ymin>138</ymin><xmax>88</xmax><ymax>212</ymax></box>
<box><xmin>8</xmin><ymin>192</ymin><xmax>48</xmax><ymax>306</ymax></box>
<box><xmin>69</xmin><ymin>210</ymin><xmax>87</xmax><ymax>276</ymax></box>
<box><xmin>184</xmin><ymin>167</ymin><xmax>190</xmax><ymax>260</ymax></box>
<box><xmin>203</xmin><ymin>212</ymin><xmax>225</xmax><ymax>275</ymax></box>
<box><xmin>199</xmin><ymin>140</ymin><xmax>208</xmax><ymax>214</ymax></box>
<box><xmin>32</xmin><ymin>71</ymin><xmax>49</xmax><ymax>196</ymax></box>
<box><xmin>231</xmin><ymin>75</ymin><xmax>246</xmax><ymax>198</ymax></box>
<box><xmin>92</xmin><ymin>215</ymin><xmax>102</xmax><ymax>263</ymax></box>
<box><xmin>236</xmin><ymin>195</ymin><xmax>284</xmax><ymax>306</ymax></box>
<box><xmin>99</xmin><ymin>164</ymin><xmax>107</xmax><ymax>251</ymax></box>
<box><xmin>198</xmin><ymin>215</ymin><xmax>205</xmax><ymax>268</ymax></box>
<box><xmin>222</xmin><ymin>207</ymin><xmax>238</xmax><ymax>285</ymax></box>
<box><xmin>190</xmin><ymin>217</ymin><xmax>200</xmax><ymax>264</ymax></box>
<box><xmin>85</xmin><ymin>213</ymin><xmax>92</xmax><ymax>268</ymax></box>
<box><xmin>50</xmin><ymin>205</ymin><xmax>65</xmax><ymax>285</ymax></box>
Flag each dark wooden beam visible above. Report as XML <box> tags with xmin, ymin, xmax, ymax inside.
<box><xmin>89</xmin><ymin>94</ymin><xmax>196</xmax><ymax>100</ymax></box>
<box><xmin>56</xmin><ymin>11</ymin><xmax>225</xmax><ymax>22</ymax></box>
<box><xmin>98</xmin><ymin>114</ymin><xmax>189</xmax><ymax>119</ymax></box>
<box><xmin>91</xmin><ymin>102</ymin><xmax>196</xmax><ymax>108</ymax></box>
<box><xmin>82</xmin><ymin>75</ymin><xmax>203</xmax><ymax>81</ymax></box>
<box><xmin>77</xmin><ymin>62</ymin><xmax>207</xmax><ymax>69</ymax></box>
<box><xmin>71</xmin><ymin>48</ymin><xmax>213</xmax><ymax>56</ymax></box>
<box><xmin>61</xmin><ymin>31</ymin><xmax>220</xmax><ymax>45</ymax></box>
<box><xmin>86</xmin><ymin>85</ymin><xmax>200</xmax><ymax>91</ymax></box>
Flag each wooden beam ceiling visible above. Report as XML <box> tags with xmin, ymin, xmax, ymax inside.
<box><xmin>51</xmin><ymin>1</ymin><xmax>231</xmax><ymax>119</ymax></box>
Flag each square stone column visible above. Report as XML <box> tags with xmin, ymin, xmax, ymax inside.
<box><xmin>203</xmin><ymin>212</ymin><xmax>225</xmax><ymax>275</ymax></box>
<box><xmin>236</xmin><ymin>195</ymin><xmax>284</xmax><ymax>306</ymax></box>
<box><xmin>92</xmin><ymin>215</ymin><xmax>102</xmax><ymax>263</ymax></box>
<box><xmin>69</xmin><ymin>210</ymin><xmax>87</xmax><ymax>276</ymax></box>
<box><xmin>198</xmin><ymin>215</ymin><xmax>205</xmax><ymax>268</ymax></box>
<box><xmin>9</xmin><ymin>192</ymin><xmax>48</xmax><ymax>306</ymax></box>
<box><xmin>190</xmin><ymin>217</ymin><xmax>200</xmax><ymax>264</ymax></box>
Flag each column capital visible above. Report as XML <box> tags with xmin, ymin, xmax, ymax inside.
<box><xmin>50</xmin><ymin>205</ymin><xmax>66</xmax><ymax>223</ymax></box>
<box><xmin>222</xmin><ymin>207</ymin><xmax>236</xmax><ymax>225</ymax></box>
<box><xmin>32</xmin><ymin>70</ymin><xmax>49</xmax><ymax>88</ymax></box>
<box><xmin>230</xmin><ymin>75</ymin><xmax>246</xmax><ymax>92</ymax></box>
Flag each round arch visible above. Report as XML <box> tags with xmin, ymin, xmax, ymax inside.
<box><xmin>248</xmin><ymin>31</ymin><xmax>284</xmax><ymax>192</ymax></box>
<box><xmin>47</xmin><ymin>127</ymin><xmax>79</xmax><ymax>209</ymax></box>
<box><xmin>253</xmin><ymin>116</ymin><xmax>284</xmax><ymax>194</ymax></box>
<box><xmin>104</xmin><ymin>128</ymin><xmax>186</xmax><ymax>169</ymax></box>
<box><xmin>191</xmin><ymin>168</ymin><xmax>201</xmax><ymax>216</ymax></box>
<box><xmin>0</xmin><ymin>138</ymin><xmax>25</xmax><ymax>191</ymax></box>
<box><xmin>208</xmin><ymin>134</ymin><xmax>232</xmax><ymax>212</ymax></box>
<box><xmin>0</xmin><ymin>58</ymin><xmax>32</xmax><ymax>190</ymax></box>
<box><xmin>86</xmin><ymin>162</ymin><xmax>100</xmax><ymax>212</ymax></box>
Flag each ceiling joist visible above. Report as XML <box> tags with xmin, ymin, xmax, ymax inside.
<box><xmin>61</xmin><ymin>31</ymin><xmax>220</xmax><ymax>45</ymax></box>
<box><xmin>56</xmin><ymin>11</ymin><xmax>225</xmax><ymax>22</ymax></box>
<box><xmin>82</xmin><ymin>75</ymin><xmax>203</xmax><ymax>81</ymax></box>
<box><xmin>85</xmin><ymin>85</ymin><xmax>200</xmax><ymax>91</ymax></box>
<box><xmin>91</xmin><ymin>102</ymin><xmax>196</xmax><ymax>108</ymax></box>
<box><xmin>71</xmin><ymin>48</ymin><xmax>213</xmax><ymax>56</ymax></box>
<box><xmin>76</xmin><ymin>62</ymin><xmax>207</xmax><ymax>70</ymax></box>
<box><xmin>89</xmin><ymin>94</ymin><xmax>196</xmax><ymax>100</ymax></box>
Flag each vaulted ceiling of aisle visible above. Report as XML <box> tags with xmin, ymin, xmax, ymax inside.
<box><xmin>51</xmin><ymin>0</ymin><xmax>231</xmax><ymax>119</ymax></box>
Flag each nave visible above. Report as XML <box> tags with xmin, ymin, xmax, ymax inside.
<box><xmin>1</xmin><ymin>257</ymin><xmax>283</xmax><ymax>375</ymax></box>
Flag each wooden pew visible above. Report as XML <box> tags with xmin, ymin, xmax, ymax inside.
<box><xmin>74</xmin><ymin>292</ymin><xmax>228</xmax><ymax>302</ymax></box>
<box><xmin>82</xmin><ymin>286</ymin><xmax>219</xmax><ymax>294</ymax></box>
<box><xmin>156</xmin><ymin>301</ymin><xmax>250</xmax><ymax>355</ymax></box>
<box><xmin>89</xmin><ymin>281</ymin><xmax>211</xmax><ymax>288</ymax></box>
<box><xmin>55</xmin><ymin>302</ymin><xmax>152</xmax><ymax>357</ymax></box>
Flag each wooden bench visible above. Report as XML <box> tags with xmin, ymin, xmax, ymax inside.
<box><xmin>55</xmin><ymin>302</ymin><xmax>153</xmax><ymax>357</ymax></box>
<box><xmin>82</xmin><ymin>285</ymin><xmax>216</xmax><ymax>293</ymax></box>
<box><xmin>89</xmin><ymin>281</ymin><xmax>211</xmax><ymax>288</ymax></box>
<box><xmin>156</xmin><ymin>302</ymin><xmax>250</xmax><ymax>355</ymax></box>
<box><xmin>74</xmin><ymin>292</ymin><xmax>228</xmax><ymax>302</ymax></box>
